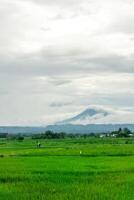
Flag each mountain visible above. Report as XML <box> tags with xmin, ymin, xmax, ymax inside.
<box><xmin>1</xmin><ymin>108</ymin><xmax>134</xmax><ymax>135</ymax></box>
<box><xmin>56</xmin><ymin>108</ymin><xmax>110</xmax><ymax>125</ymax></box>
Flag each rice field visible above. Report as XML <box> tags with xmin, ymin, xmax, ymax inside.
<box><xmin>0</xmin><ymin>137</ymin><xmax>134</xmax><ymax>200</ymax></box>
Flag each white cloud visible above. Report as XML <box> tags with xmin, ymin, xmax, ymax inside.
<box><xmin>0</xmin><ymin>0</ymin><xmax>134</xmax><ymax>125</ymax></box>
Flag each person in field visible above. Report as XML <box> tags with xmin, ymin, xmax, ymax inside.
<box><xmin>37</xmin><ymin>141</ymin><xmax>41</xmax><ymax>148</ymax></box>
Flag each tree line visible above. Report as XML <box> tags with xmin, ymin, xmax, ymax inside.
<box><xmin>0</xmin><ymin>128</ymin><xmax>134</xmax><ymax>140</ymax></box>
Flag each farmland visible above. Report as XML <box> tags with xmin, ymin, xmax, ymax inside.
<box><xmin>0</xmin><ymin>137</ymin><xmax>134</xmax><ymax>200</ymax></box>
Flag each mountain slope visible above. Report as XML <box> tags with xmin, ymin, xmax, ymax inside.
<box><xmin>56</xmin><ymin>108</ymin><xmax>110</xmax><ymax>125</ymax></box>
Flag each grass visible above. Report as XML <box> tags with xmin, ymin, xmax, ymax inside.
<box><xmin>0</xmin><ymin>137</ymin><xmax>134</xmax><ymax>199</ymax></box>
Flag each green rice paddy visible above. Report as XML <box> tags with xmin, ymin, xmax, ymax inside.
<box><xmin>0</xmin><ymin>138</ymin><xmax>134</xmax><ymax>200</ymax></box>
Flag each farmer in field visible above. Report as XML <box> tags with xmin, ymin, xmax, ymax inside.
<box><xmin>37</xmin><ymin>141</ymin><xmax>41</xmax><ymax>148</ymax></box>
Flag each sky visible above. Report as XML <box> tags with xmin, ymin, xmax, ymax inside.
<box><xmin>0</xmin><ymin>0</ymin><xmax>134</xmax><ymax>125</ymax></box>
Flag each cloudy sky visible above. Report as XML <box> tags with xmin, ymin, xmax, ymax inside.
<box><xmin>1</xmin><ymin>0</ymin><xmax>134</xmax><ymax>125</ymax></box>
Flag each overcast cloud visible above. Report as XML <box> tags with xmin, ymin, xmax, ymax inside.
<box><xmin>0</xmin><ymin>0</ymin><xmax>134</xmax><ymax>125</ymax></box>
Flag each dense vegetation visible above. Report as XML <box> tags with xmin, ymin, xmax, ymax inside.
<box><xmin>0</xmin><ymin>136</ymin><xmax>134</xmax><ymax>200</ymax></box>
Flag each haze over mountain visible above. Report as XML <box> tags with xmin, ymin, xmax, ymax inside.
<box><xmin>56</xmin><ymin>107</ymin><xmax>134</xmax><ymax>125</ymax></box>
<box><xmin>1</xmin><ymin>107</ymin><xmax>134</xmax><ymax>134</ymax></box>
<box><xmin>56</xmin><ymin>108</ymin><xmax>110</xmax><ymax>125</ymax></box>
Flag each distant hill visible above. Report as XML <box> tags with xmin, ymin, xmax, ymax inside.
<box><xmin>0</xmin><ymin>124</ymin><xmax>134</xmax><ymax>134</ymax></box>
<box><xmin>45</xmin><ymin>124</ymin><xmax>134</xmax><ymax>134</ymax></box>
<box><xmin>0</xmin><ymin>126</ymin><xmax>46</xmax><ymax>135</ymax></box>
